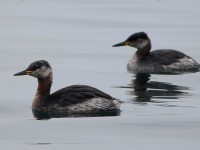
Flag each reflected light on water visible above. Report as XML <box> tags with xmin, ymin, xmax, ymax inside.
<box><xmin>118</xmin><ymin>73</ymin><xmax>191</xmax><ymax>106</ymax></box>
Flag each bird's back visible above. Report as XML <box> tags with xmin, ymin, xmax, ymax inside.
<box><xmin>37</xmin><ymin>85</ymin><xmax>120</xmax><ymax>113</ymax></box>
<box><xmin>128</xmin><ymin>49</ymin><xmax>200</xmax><ymax>74</ymax></box>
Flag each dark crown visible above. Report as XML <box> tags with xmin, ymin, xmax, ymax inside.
<box><xmin>27</xmin><ymin>60</ymin><xmax>51</xmax><ymax>71</ymax></box>
<box><xmin>126</xmin><ymin>32</ymin><xmax>148</xmax><ymax>41</ymax></box>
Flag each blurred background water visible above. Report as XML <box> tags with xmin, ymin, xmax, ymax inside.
<box><xmin>0</xmin><ymin>0</ymin><xmax>200</xmax><ymax>149</ymax></box>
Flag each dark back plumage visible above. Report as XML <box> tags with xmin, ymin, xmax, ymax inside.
<box><xmin>42</xmin><ymin>85</ymin><xmax>115</xmax><ymax>107</ymax></box>
<box><xmin>150</xmin><ymin>49</ymin><xmax>188</xmax><ymax>66</ymax></box>
<box><xmin>113</xmin><ymin>32</ymin><xmax>200</xmax><ymax>74</ymax></box>
<box><xmin>14</xmin><ymin>60</ymin><xmax>121</xmax><ymax>116</ymax></box>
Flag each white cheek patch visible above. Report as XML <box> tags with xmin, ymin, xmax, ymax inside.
<box><xmin>32</xmin><ymin>66</ymin><xmax>52</xmax><ymax>78</ymax></box>
<box><xmin>138</xmin><ymin>40</ymin><xmax>149</xmax><ymax>49</ymax></box>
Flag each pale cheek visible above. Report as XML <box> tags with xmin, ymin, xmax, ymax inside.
<box><xmin>42</xmin><ymin>69</ymin><xmax>51</xmax><ymax>78</ymax></box>
<box><xmin>31</xmin><ymin>71</ymin><xmax>42</xmax><ymax>78</ymax></box>
<box><xmin>138</xmin><ymin>40</ymin><xmax>148</xmax><ymax>48</ymax></box>
<box><xmin>31</xmin><ymin>68</ymin><xmax>51</xmax><ymax>78</ymax></box>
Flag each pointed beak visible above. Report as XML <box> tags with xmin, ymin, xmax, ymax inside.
<box><xmin>112</xmin><ymin>41</ymin><xmax>129</xmax><ymax>47</ymax></box>
<box><xmin>14</xmin><ymin>70</ymin><xmax>32</xmax><ymax>76</ymax></box>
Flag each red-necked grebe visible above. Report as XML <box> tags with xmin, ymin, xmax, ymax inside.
<box><xmin>14</xmin><ymin>60</ymin><xmax>120</xmax><ymax>114</ymax></box>
<box><xmin>113</xmin><ymin>32</ymin><xmax>200</xmax><ymax>74</ymax></box>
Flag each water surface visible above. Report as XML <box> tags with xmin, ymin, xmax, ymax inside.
<box><xmin>0</xmin><ymin>0</ymin><xmax>200</xmax><ymax>150</ymax></box>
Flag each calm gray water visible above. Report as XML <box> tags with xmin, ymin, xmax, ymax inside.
<box><xmin>0</xmin><ymin>0</ymin><xmax>200</xmax><ymax>149</ymax></box>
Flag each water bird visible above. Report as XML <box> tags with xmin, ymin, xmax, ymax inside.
<box><xmin>113</xmin><ymin>32</ymin><xmax>200</xmax><ymax>74</ymax></box>
<box><xmin>14</xmin><ymin>60</ymin><xmax>120</xmax><ymax>115</ymax></box>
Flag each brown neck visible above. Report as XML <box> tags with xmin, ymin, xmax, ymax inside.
<box><xmin>32</xmin><ymin>73</ymin><xmax>53</xmax><ymax>108</ymax></box>
<box><xmin>136</xmin><ymin>40</ymin><xmax>151</xmax><ymax>59</ymax></box>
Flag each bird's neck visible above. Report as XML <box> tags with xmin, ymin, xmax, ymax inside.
<box><xmin>136</xmin><ymin>40</ymin><xmax>151</xmax><ymax>59</ymax></box>
<box><xmin>32</xmin><ymin>73</ymin><xmax>53</xmax><ymax>108</ymax></box>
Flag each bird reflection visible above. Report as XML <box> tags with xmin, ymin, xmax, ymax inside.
<box><xmin>32</xmin><ymin>109</ymin><xmax>120</xmax><ymax>120</ymax></box>
<box><xmin>122</xmin><ymin>73</ymin><xmax>189</xmax><ymax>104</ymax></box>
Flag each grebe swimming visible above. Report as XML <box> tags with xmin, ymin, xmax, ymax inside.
<box><xmin>14</xmin><ymin>60</ymin><xmax>120</xmax><ymax>114</ymax></box>
<box><xmin>113</xmin><ymin>32</ymin><xmax>200</xmax><ymax>74</ymax></box>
